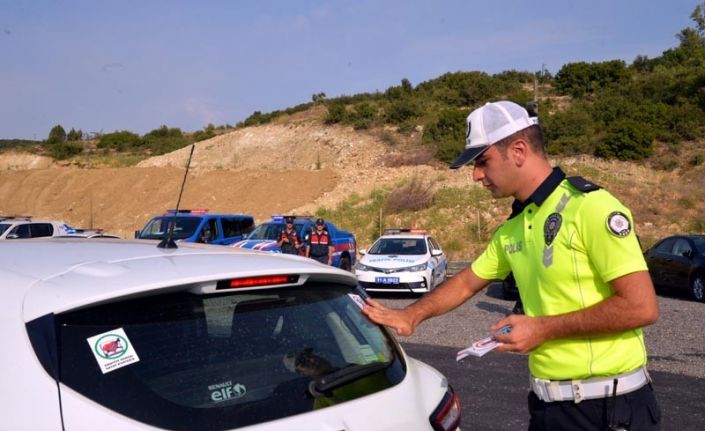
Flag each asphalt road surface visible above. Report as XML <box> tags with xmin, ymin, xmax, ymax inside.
<box><xmin>374</xmin><ymin>279</ymin><xmax>705</xmax><ymax>430</ymax></box>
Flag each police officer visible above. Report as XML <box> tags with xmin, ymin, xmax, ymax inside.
<box><xmin>305</xmin><ymin>218</ymin><xmax>335</xmax><ymax>265</ymax></box>
<box><xmin>277</xmin><ymin>216</ymin><xmax>302</xmax><ymax>255</ymax></box>
<box><xmin>362</xmin><ymin>101</ymin><xmax>661</xmax><ymax>430</ymax></box>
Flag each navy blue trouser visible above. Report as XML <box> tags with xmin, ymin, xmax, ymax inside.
<box><xmin>528</xmin><ymin>384</ymin><xmax>661</xmax><ymax>430</ymax></box>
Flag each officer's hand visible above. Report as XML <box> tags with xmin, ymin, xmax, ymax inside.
<box><xmin>492</xmin><ymin>315</ymin><xmax>547</xmax><ymax>354</ymax></box>
<box><xmin>362</xmin><ymin>298</ymin><xmax>417</xmax><ymax>337</ymax></box>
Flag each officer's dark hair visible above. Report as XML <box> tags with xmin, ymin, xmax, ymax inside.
<box><xmin>493</xmin><ymin>125</ymin><xmax>545</xmax><ymax>159</ymax></box>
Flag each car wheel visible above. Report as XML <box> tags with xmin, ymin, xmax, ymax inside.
<box><xmin>339</xmin><ymin>256</ymin><xmax>351</xmax><ymax>271</ymax></box>
<box><xmin>690</xmin><ymin>273</ymin><xmax>705</xmax><ymax>302</ymax></box>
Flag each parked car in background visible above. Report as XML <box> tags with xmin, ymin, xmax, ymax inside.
<box><xmin>0</xmin><ymin>215</ymin><xmax>76</xmax><ymax>240</ymax></box>
<box><xmin>644</xmin><ymin>234</ymin><xmax>705</xmax><ymax>302</ymax></box>
<box><xmin>232</xmin><ymin>215</ymin><xmax>357</xmax><ymax>271</ymax></box>
<box><xmin>355</xmin><ymin>228</ymin><xmax>447</xmax><ymax>294</ymax></box>
<box><xmin>57</xmin><ymin>228</ymin><xmax>121</xmax><ymax>239</ymax></box>
<box><xmin>135</xmin><ymin>209</ymin><xmax>255</xmax><ymax>245</ymax></box>
<box><xmin>1</xmin><ymin>238</ymin><xmax>460</xmax><ymax>430</ymax></box>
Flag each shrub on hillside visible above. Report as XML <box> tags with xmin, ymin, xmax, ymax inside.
<box><xmin>325</xmin><ymin>102</ymin><xmax>346</xmax><ymax>124</ymax></box>
<box><xmin>346</xmin><ymin>102</ymin><xmax>377</xmax><ymax>130</ymax></box>
<box><xmin>422</xmin><ymin>108</ymin><xmax>469</xmax><ymax>164</ymax></box>
<box><xmin>542</xmin><ymin>103</ymin><xmax>595</xmax><ymax>155</ymax></box>
<box><xmin>142</xmin><ymin>125</ymin><xmax>191</xmax><ymax>154</ymax></box>
<box><xmin>595</xmin><ymin>119</ymin><xmax>654</xmax><ymax>161</ymax></box>
<box><xmin>382</xmin><ymin>146</ymin><xmax>434</xmax><ymax>167</ymax></box>
<box><xmin>385</xmin><ymin>176</ymin><xmax>435</xmax><ymax>213</ymax></box>
<box><xmin>98</xmin><ymin>131</ymin><xmax>143</xmax><ymax>151</ymax></box>
<box><xmin>555</xmin><ymin>60</ymin><xmax>632</xmax><ymax>98</ymax></box>
<box><xmin>49</xmin><ymin>142</ymin><xmax>83</xmax><ymax>160</ymax></box>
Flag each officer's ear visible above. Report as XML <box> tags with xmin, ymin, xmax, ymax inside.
<box><xmin>509</xmin><ymin>138</ymin><xmax>529</xmax><ymax>166</ymax></box>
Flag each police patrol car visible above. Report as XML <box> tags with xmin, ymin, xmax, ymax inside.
<box><xmin>0</xmin><ymin>238</ymin><xmax>460</xmax><ymax>430</ymax></box>
<box><xmin>356</xmin><ymin>229</ymin><xmax>448</xmax><ymax>294</ymax></box>
<box><xmin>0</xmin><ymin>215</ymin><xmax>77</xmax><ymax>239</ymax></box>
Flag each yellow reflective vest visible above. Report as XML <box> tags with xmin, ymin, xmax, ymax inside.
<box><xmin>472</xmin><ymin>168</ymin><xmax>649</xmax><ymax>380</ymax></box>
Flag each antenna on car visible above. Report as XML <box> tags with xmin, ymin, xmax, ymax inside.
<box><xmin>158</xmin><ymin>144</ymin><xmax>196</xmax><ymax>249</ymax></box>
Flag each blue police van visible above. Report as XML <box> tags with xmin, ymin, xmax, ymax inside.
<box><xmin>135</xmin><ymin>209</ymin><xmax>255</xmax><ymax>245</ymax></box>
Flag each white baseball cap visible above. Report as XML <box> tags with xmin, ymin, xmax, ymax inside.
<box><xmin>449</xmin><ymin>100</ymin><xmax>539</xmax><ymax>169</ymax></box>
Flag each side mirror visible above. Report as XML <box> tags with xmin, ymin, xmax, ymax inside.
<box><xmin>431</xmin><ymin>249</ymin><xmax>443</xmax><ymax>257</ymax></box>
<box><xmin>134</xmin><ymin>230</ymin><xmax>140</xmax><ymax>239</ymax></box>
<box><xmin>359</xmin><ymin>248</ymin><xmax>367</xmax><ymax>256</ymax></box>
<box><xmin>6</xmin><ymin>233</ymin><xmax>19</xmax><ymax>239</ymax></box>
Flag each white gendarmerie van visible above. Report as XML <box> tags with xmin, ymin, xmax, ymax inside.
<box><xmin>1</xmin><ymin>238</ymin><xmax>460</xmax><ymax>431</ymax></box>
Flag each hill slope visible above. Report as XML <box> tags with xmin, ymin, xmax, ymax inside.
<box><xmin>1</xmin><ymin>108</ymin><xmax>703</xmax><ymax>256</ymax></box>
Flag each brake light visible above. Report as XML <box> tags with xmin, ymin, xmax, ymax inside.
<box><xmin>429</xmin><ymin>387</ymin><xmax>461</xmax><ymax>431</ymax></box>
<box><xmin>216</xmin><ymin>274</ymin><xmax>299</xmax><ymax>289</ymax></box>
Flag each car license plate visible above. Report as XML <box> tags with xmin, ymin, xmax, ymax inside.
<box><xmin>375</xmin><ymin>277</ymin><xmax>399</xmax><ymax>284</ymax></box>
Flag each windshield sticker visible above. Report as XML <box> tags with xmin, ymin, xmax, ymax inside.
<box><xmin>208</xmin><ymin>380</ymin><xmax>246</xmax><ymax>402</ymax></box>
<box><xmin>348</xmin><ymin>293</ymin><xmax>365</xmax><ymax>309</ymax></box>
<box><xmin>87</xmin><ymin>327</ymin><xmax>140</xmax><ymax>374</ymax></box>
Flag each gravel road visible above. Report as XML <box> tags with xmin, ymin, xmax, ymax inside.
<box><xmin>374</xmin><ymin>281</ymin><xmax>705</xmax><ymax>429</ymax></box>
<box><xmin>376</xmin><ymin>281</ymin><xmax>705</xmax><ymax>379</ymax></box>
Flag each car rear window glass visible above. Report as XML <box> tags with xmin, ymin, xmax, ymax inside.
<box><xmin>139</xmin><ymin>216</ymin><xmax>202</xmax><ymax>240</ymax></box>
<box><xmin>369</xmin><ymin>238</ymin><xmax>427</xmax><ymax>255</ymax></box>
<box><xmin>653</xmin><ymin>238</ymin><xmax>675</xmax><ymax>253</ymax></box>
<box><xmin>221</xmin><ymin>217</ymin><xmax>255</xmax><ymax>238</ymax></box>
<box><xmin>51</xmin><ymin>283</ymin><xmax>404</xmax><ymax>430</ymax></box>
<box><xmin>692</xmin><ymin>237</ymin><xmax>705</xmax><ymax>254</ymax></box>
<box><xmin>30</xmin><ymin>223</ymin><xmax>54</xmax><ymax>238</ymax></box>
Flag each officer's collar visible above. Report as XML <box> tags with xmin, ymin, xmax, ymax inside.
<box><xmin>508</xmin><ymin>167</ymin><xmax>566</xmax><ymax>219</ymax></box>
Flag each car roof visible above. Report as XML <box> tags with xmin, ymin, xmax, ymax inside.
<box><xmin>1</xmin><ymin>239</ymin><xmax>356</xmax><ymax>321</ymax></box>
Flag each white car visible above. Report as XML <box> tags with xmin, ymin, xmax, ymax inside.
<box><xmin>0</xmin><ymin>216</ymin><xmax>75</xmax><ymax>239</ymax></box>
<box><xmin>0</xmin><ymin>238</ymin><xmax>460</xmax><ymax>430</ymax></box>
<box><xmin>356</xmin><ymin>229</ymin><xmax>448</xmax><ymax>294</ymax></box>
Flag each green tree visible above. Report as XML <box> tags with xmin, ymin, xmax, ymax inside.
<box><xmin>46</xmin><ymin>124</ymin><xmax>66</xmax><ymax>145</ymax></box>
<box><xmin>555</xmin><ymin>60</ymin><xmax>631</xmax><ymax>98</ymax></box>
<box><xmin>67</xmin><ymin>128</ymin><xmax>83</xmax><ymax>141</ymax></box>
<box><xmin>312</xmin><ymin>92</ymin><xmax>327</xmax><ymax>102</ymax></box>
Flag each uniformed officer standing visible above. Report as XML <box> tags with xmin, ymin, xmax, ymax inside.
<box><xmin>305</xmin><ymin>218</ymin><xmax>335</xmax><ymax>265</ymax></box>
<box><xmin>277</xmin><ymin>216</ymin><xmax>302</xmax><ymax>255</ymax></box>
<box><xmin>362</xmin><ymin>101</ymin><xmax>661</xmax><ymax>430</ymax></box>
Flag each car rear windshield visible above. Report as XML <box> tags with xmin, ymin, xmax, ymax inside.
<box><xmin>42</xmin><ymin>283</ymin><xmax>404</xmax><ymax>430</ymax></box>
<box><xmin>139</xmin><ymin>216</ymin><xmax>202</xmax><ymax>240</ymax></box>
<box><xmin>369</xmin><ymin>238</ymin><xmax>427</xmax><ymax>255</ymax></box>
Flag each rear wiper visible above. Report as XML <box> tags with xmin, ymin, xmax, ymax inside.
<box><xmin>308</xmin><ymin>361</ymin><xmax>390</xmax><ymax>397</ymax></box>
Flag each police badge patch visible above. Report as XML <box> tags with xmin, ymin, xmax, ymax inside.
<box><xmin>607</xmin><ymin>211</ymin><xmax>631</xmax><ymax>237</ymax></box>
<box><xmin>544</xmin><ymin>213</ymin><xmax>562</xmax><ymax>246</ymax></box>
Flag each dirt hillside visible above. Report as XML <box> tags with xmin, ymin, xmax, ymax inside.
<box><xmin>0</xmin><ymin>109</ymin><xmax>472</xmax><ymax>240</ymax></box>
<box><xmin>1</xmin><ymin>107</ymin><xmax>703</xmax><ymax>252</ymax></box>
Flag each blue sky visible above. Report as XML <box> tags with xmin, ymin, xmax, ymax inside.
<box><xmin>0</xmin><ymin>0</ymin><xmax>700</xmax><ymax>140</ymax></box>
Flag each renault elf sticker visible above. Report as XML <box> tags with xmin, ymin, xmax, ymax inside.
<box><xmin>87</xmin><ymin>327</ymin><xmax>140</xmax><ymax>374</ymax></box>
